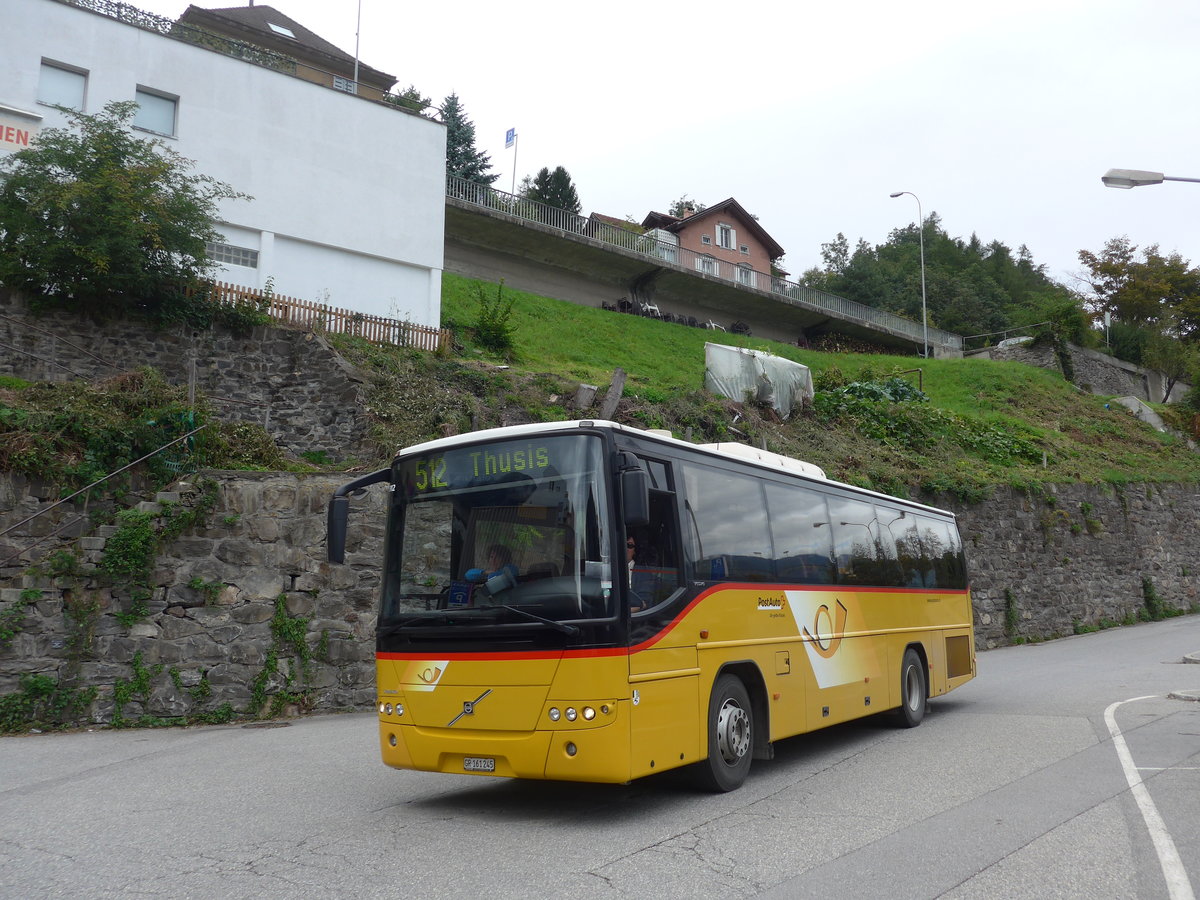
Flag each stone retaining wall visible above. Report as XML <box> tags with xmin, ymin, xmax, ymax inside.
<box><xmin>1</xmin><ymin>472</ymin><xmax>1196</xmax><ymax>725</ymax></box>
<box><xmin>971</xmin><ymin>341</ymin><xmax>1191</xmax><ymax>404</ymax></box>
<box><xmin>0</xmin><ymin>289</ymin><xmax>373</xmax><ymax>461</ymax></box>
<box><xmin>950</xmin><ymin>482</ymin><xmax>1198</xmax><ymax>648</ymax></box>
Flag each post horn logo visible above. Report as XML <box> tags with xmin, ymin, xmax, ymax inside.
<box><xmin>802</xmin><ymin>599</ymin><xmax>849</xmax><ymax>658</ymax></box>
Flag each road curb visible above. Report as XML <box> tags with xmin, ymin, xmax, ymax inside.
<box><xmin>1168</xmin><ymin>690</ymin><xmax>1200</xmax><ymax>702</ymax></box>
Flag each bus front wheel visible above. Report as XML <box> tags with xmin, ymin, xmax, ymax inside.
<box><xmin>897</xmin><ymin>647</ymin><xmax>927</xmax><ymax>728</ymax></box>
<box><xmin>696</xmin><ymin>673</ymin><xmax>753</xmax><ymax>792</ymax></box>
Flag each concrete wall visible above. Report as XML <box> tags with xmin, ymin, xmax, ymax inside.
<box><xmin>0</xmin><ymin>0</ymin><xmax>446</xmax><ymax>326</ymax></box>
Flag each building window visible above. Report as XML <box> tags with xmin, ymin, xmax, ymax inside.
<box><xmin>267</xmin><ymin>22</ymin><xmax>297</xmax><ymax>38</ymax></box>
<box><xmin>206</xmin><ymin>241</ymin><xmax>259</xmax><ymax>268</ymax></box>
<box><xmin>739</xmin><ymin>245</ymin><xmax>749</xmax><ymax>255</ymax></box>
<box><xmin>133</xmin><ymin>88</ymin><xmax>177</xmax><ymax>136</ymax></box>
<box><xmin>696</xmin><ymin>255</ymin><xmax>717</xmax><ymax>276</ymax></box>
<box><xmin>333</xmin><ymin>76</ymin><xmax>358</xmax><ymax>95</ymax></box>
<box><xmin>736</xmin><ymin>265</ymin><xmax>756</xmax><ymax>288</ymax></box>
<box><xmin>717</xmin><ymin>223</ymin><xmax>735</xmax><ymax>250</ymax></box>
<box><xmin>38</xmin><ymin>61</ymin><xmax>87</xmax><ymax>110</ymax></box>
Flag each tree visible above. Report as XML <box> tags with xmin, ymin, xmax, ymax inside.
<box><xmin>0</xmin><ymin>101</ymin><xmax>246</xmax><ymax>324</ymax></box>
<box><xmin>1077</xmin><ymin>237</ymin><xmax>1200</xmax><ymax>331</ymax></box>
<box><xmin>820</xmin><ymin>233</ymin><xmax>850</xmax><ymax>275</ymax></box>
<box><xmin>521</xmin><ymin>166</ymin><xmax>581</xmax><ymax>214</ymax></box>
<box><xmin>1143</xmin><ymin>332</ymin><xmax>1200</xmax><ymax>402</ymax></box>
<box><xmin>442</xmin><ymin>92</ymin><xmax>497</xmax><ymax>186</ymax></box>
<box><xmin>803</xmin><ymin>216</ymin><xmax>1080</xmax><ymax>344</ymax></box>
<box><xmin>668</xmin><ymin>194</ymin><xmax>706</xmax><ymax>217</ymax></box>
<box><xmin>385</xmin><ymin>84</ymin><xmax>432</xmax><ymax>116</ymax></box>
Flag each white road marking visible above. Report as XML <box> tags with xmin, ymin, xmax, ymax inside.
<box><xmin>1105</xmin><ymin>697</ymin><xmax>1195</xmax><ymax>900</ymax></box>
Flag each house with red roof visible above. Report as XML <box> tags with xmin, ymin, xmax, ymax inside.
<box><xmin>641</xmin><ymin>198</ymin><xmax>786</xmax><ymax>290</ymax></box>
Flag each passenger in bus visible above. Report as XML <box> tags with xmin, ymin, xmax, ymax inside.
<box><xmin>466</xmin><ymin>544</ymin><xmax>519</xmax><ymax>585</ymax></box>
<box><xmin>627</xmin><ymin>537</ymin><xmax>646</xmax><ymax>611</ymax></box>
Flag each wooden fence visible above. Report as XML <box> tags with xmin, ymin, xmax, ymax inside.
<box><xmin>205</xmin><ymin>281</ymin><xmax>452</xmax><ymax>352</ymax></box>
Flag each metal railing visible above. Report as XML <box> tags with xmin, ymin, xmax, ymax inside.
<box><xmin>57</xmin><ymin>0</ymin><xmax>297</xmax><ymax>73</ymax></box>
<box><xmin>447</xmin><ymin>175</ymin><xmax>965</xmax><ymax>352</ymax></box>
<box><xmin>54</xmin><ymin>0</ymin><xmax>425</xmax><ymax>108</ymax></box>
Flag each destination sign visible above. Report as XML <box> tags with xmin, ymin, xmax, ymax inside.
<box><xmin>406</xmin><ymin>440</ymin><xmax>555</xmax><ymax>493</ymax></box>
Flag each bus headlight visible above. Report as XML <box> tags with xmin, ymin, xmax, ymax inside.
<box><xmin>547</xmin><ymin>702</ymin><xmax>611</xmax><ymax>725</ymax></box>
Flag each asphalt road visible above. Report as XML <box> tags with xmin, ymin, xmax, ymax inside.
<box><xmin>2</xmin><ymin>615</ymin><xmax>1198</xmax><ymax>899</ymax></box>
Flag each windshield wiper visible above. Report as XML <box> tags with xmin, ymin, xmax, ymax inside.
<box><xmin>499</xmin><ymin>605</ymin><xmax>579</xmax><ymax>636</ymax></box>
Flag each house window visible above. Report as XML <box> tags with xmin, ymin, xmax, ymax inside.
<box><xmin>133</xmin><ymin>88</ymin><xmax>177</xmax><ymax>136</ymax></box>
<box><xmin>739</xmin><ymin>245</ymin><xmax>749</xmax><ymax>255</ymax></box>
<box><xmin>333</xmin><ymin>76</ymin><xmax>358</xmax><ymax>95</ymax></box>
<box><xmin>717</xmin><ymin>223</ymin><xmax>735</xmax><ymax>250</ymax></box>
<box><xmin>268</xmin><ymin>22</ymin><xmax>297</xmax><ymax>38</ymax></box>
<box><xmin>206</xmin><ymin>241</ymin><xmax>259</xmax><ymax>268</ymax></box>
<box><xmin>736</xmin><ymin>265</ymin><xmax>756</xmax><ymax>288</ymax></box>
<box><xmin>701</xmin><ymin>235</ymin><xmax>711</xmax><ymax>245</ymax></box>
<box><xmin>38</xmin><ymin>61</ymin><xmax>87</xmax><ymax>110</ymax></box>
<box><xmin>696</xmin><ymin>255</ymin><xmax>717</xmax><ymax>275</ymax></box>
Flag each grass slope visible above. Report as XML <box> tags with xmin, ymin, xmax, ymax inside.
<box><xmin>332</xmin><ymin>274</ymin><xmax>1200</xmax><ymax>500</ymax></box>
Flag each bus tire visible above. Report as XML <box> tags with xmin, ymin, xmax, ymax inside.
<box><xmin>696</xmin><ymin>673</ymin><xmax>753</xmax><ymax>792</ymax></box>
<box><xmin>897</xmin><ymin>647</ymin><xmax>927</xmax><ymax>728</ymax></box>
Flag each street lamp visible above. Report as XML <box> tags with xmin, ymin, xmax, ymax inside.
<box><xmin>1101</xmin><ymin>168</ymin><xmax>1200</xmax><ymax>189</ymax></box>
<box><xmin>889</xmin><ymin>191</ymin><xmax>929</xmax><ymax>358</ymax></box>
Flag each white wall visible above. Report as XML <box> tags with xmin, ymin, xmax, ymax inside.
<box><xmin>0</xmin><ymin>0</ymin><xmax>446</xmax><ymax>326</ymax></box>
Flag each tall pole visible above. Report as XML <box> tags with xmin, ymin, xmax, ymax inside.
<box><xmin>510</xmin><ymin>133</ymin><xmax>519</xmax><ymax>196</ymax></box>
<box><xmin>890</xmin><ymin>191</ymin><xmax>928</xmax><ymax>358</ymax></box>
<box><xmin>353</xmin><ymin>0</ymin><xmax>362</xmax><ymax>86</ymax></box>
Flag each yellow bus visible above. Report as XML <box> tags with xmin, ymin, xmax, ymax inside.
<box><xmin>327</xmin><ymin>420</ymin><xmax>975</xmax><ymax>791</ymax></box>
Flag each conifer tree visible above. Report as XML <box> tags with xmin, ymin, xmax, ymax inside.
<box><xmin>442</xmin><ymin>93</ymin><xmax>498</xmax><ymax>185</ymax></box>
<box><xmin>522</xmin><ymin>166</ymin><xmax>581</xmax><ymax>214</ymax></box>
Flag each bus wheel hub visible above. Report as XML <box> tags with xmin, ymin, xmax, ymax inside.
<box><xmin>716</xmin><ymin>699</ymin><xmax>750</xmax><ymax>763</ymax></box>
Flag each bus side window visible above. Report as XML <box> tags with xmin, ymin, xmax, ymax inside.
<box><xmin>891</xmin><ymin>511</ymin><xmax>931</xmax><ymax>587</ymax></box>
<box><xmin>680</xmin><ymin>462</ymin><xmax>773</xmax><ymax>583</ymax></box>
<box><xmin>764</xmin><ymin>481</ymin><xmax>835</xmax><ymax>585</ymax></box>
<box><xmin>630</xmin><ymin>456</ymin><xmax>682</xmax><ymax>607</ymax></box>
<box><xmin>914</xmin><ymin>515</ymin><xmax>967</xmax><ymax>590</ymax></box>
<box><xmin>826</xmin><ymin>494</ymin><xmax>889</xmax><ymax>586</ymax></box>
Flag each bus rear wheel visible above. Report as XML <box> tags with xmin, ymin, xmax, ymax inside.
<box><xmin>897</xmin><ymin>647</ymin><xmax>927</xmax><ymax>728</ymax></box>
<box><xmin>696</xmin><ymin>673</ymin><xmax>753</xmax><ymax>792</ymax></box>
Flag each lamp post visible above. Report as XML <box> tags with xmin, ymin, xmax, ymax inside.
<box><xmin>890</xmin><ymin>191</ymin><xmax>929</xmax><ymax>358</ymax></box>
<box><xmin>1101</xmin><ymin>168</ymin><xmax>1200</xmax><ymax>189</ymax></box>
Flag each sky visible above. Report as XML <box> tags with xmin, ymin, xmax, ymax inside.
<box><xmin>135</xmin><ymin>0</ymin><xmax>1200</xmax><ymax>289</ymax></box>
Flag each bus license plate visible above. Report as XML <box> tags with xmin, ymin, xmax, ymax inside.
<box><xmin>463</xmin><ymin>757</ymin><xmax>495</xmax><ymax>772</ymax></box>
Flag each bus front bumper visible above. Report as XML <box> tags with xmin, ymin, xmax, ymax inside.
<box><xmin>378</xmin><ymin>707</ymin><xmax>632</xmax><ymax>783</ymax></box>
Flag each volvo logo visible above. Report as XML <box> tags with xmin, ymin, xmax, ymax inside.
<box><xmin>447</xmin><ymin>689</ymin><xmax>492</xmax><ymax>727</ymax></box>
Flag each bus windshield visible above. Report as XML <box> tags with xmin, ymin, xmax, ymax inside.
<box><xmin>380</xmin><ymin>434</ymin><xmax>616</xmax><ymax>629</ymax></box>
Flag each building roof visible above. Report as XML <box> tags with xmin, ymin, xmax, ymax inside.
<box><xmin>179</xmin><ymin>4</ymin><xmax>396</xmax><ymax>90</ymax></box>
<box><xmin>588</xmin><ymin>212</ymin><xmax>642</xmax><ymax>231</ymax></box>
<box><xmin>641</xmin><ymin>198</ymin><xmax>785</xmax><ymax>260</ymax></box>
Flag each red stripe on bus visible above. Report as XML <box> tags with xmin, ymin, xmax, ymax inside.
<box><xmin>378</xmin><ymin>582</ymin><xmax>970</xmax><ymax>661</ymax></box>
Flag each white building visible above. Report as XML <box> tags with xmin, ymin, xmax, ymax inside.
<box><xmin>0</xmin><ymin>0</ymin><xmax>446</xmax><ymax>327</ymax></box>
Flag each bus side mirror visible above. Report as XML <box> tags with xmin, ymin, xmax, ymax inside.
<box><xmin>327</xmin><ymin>467</ymin><xmax>391</xmax><ymax>565</ymax></box>
<box><xmin>327</xmin><ymin>496</ymin><xmax>349</xmax><ymax>564</ymax></box>
<box><xmin>622</xmin><ymin>468</ymin><xmax>649</xmax><ymax>527</ymax></box>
